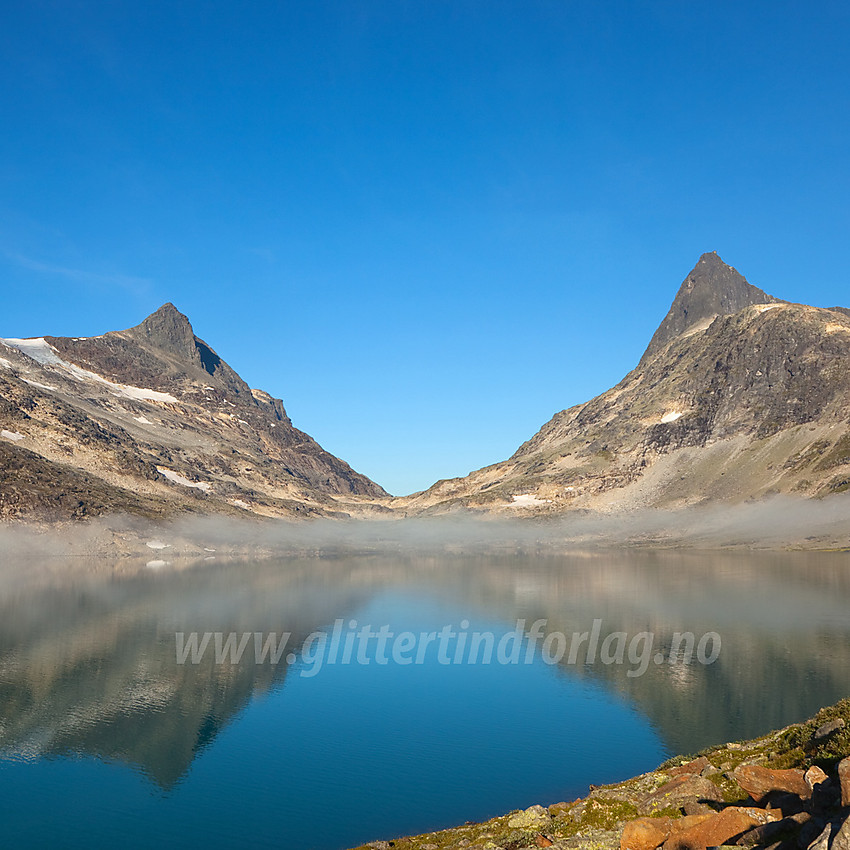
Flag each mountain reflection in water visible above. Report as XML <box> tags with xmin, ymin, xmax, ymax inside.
<box><xmin>0</xmin><ymin>550</ymin><xmax>848</xmax><ymax>848</ymax></box>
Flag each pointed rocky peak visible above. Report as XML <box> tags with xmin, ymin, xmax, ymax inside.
<box><xmin>125</xmin><ymin>303</ymin><xmax>200</xmax><ymax>361</ymax></box>
<box><xmin>640</xmin><ymin>253</ymin><xmax>778</xmax><ymax>362</ymax></box>
<box><xmin>119</xmin><ymin>303</ymin><xmax>253</xmax><ymax>397</ymax></box>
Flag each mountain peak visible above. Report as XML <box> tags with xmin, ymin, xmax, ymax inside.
<box><xmin>640</xmin><ymin>253</ymin><xmax>777</xmax><ymax>362</ymax></box>
<box><xmin>126</xmin><ymin>303</ymin><xmax>198</xmax><ymax>360</ymax></box>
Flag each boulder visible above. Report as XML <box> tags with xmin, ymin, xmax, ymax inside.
<box><xmin>735</xmin><ymin>812</ymin><xmax>810</xmax><ymax>846</ymax></box>
<box><xmin>805</xmin><ymin>823</ymin><xmax>832</xmax><ymax>850</ymax></box>
<box><xmin>640</xmin><ymin>774</ymin><xmax>723</xmax><ymax>815</ymax></box>
<box><xmin>622</xmin><ymin>819</ymin><xmax>673</xmax><ymax>850</ymax></box>
<box><xmin>507</xmin><ymin>805</ymin><xmax>551</xmax><ymax>830</ymax></box>
<box><xmin>661</xmin><ymin>807</ymin><xmax>779</xmax><ymax>850</ymax></box>
<box><xmin>734</xmin><ymin>765</ymin><xmax>810</xmax><ymax>802</ymax></box>
<box><xmin>805</xmin><ymin>766</ymin><xmax>829</xmax><ymax>791</ymax></box>
<box><xmin>839</xmin><ymin>757</ymin><xmax>850</xmax><ymax>808</ymax></box>
<box><xmin>621</xmin><ymin>814</ymin><xmax>715</xmax><ymax>850</ymax></box>
<box><xmin>832</xmin><ymin>814</ymin><xmax>850</xmax><ymax>850</ymax></box>
<box><xmin>668</xmin><ymin>757</ymin><xmax>712</xmax><ymax>777</ymax></box>
<box><xmin>683</xmin><ymin>800</ymin><xmax>717</xmax><ymax>817</ymax></box>
<box><xmin>812</xmin><ymin>719</ymin><xmax>845</xmax><ymax>742</ymax></box>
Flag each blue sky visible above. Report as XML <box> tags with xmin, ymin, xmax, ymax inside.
<box><xmin>1</xmin><ymin>1</ymin><xmax>849</xmax><ymax>495</ymax></box>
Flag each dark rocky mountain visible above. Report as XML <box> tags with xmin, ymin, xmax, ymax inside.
<box><xmin>401</xmin><ymin>253</ymin><xmax>850</xmax><ymax>515</ymax></box>
<box><xmin>0</xmin><ymin>304</ymin><xmax>386</xmax><ymax>520</ymax></box>
<box><xmin>640</xmin><ymin>252</ymin><xmax>779</xmax><ymax>362</ymax></box>
<box><xmin>4</xmin><ymin>255</ymin><xmax>848</xmax><ymax>523</ymax></box>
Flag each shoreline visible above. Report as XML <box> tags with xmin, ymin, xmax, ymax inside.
<box><xmin>350</xmin><ymin>699</ymin><xmax>850</xmax><ymax>850</ymax></box>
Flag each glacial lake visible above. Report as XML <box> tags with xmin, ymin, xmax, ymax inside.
<box><xmin>1</xmin><ymin>550</ymin><xmax>849</xmax><ymax>849</ymax></box>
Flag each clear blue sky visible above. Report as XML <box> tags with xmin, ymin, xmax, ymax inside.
<box><xmin>1</xmin><ymin>2</ymin><xmax>848</xmax><ymax>495</ymax></box>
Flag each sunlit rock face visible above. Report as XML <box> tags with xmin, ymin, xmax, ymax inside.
<box><xmin>402</xmin><ymin>254</ymin><xmax>850</xmax><ymax>516</ymax></box>
<box><xmin>0</xmin><ymin>303</ymin><xmax>386</xmax><ymax>521</ymax></box>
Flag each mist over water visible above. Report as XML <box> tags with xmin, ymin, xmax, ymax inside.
<box><xmin>2</xmin><ymin>492</ymin><xmax>850</xmax><ymax>570</ymax></box>
<box><xmin>1</xmin><ymin>543</ymin><xmax>849</xmax><ymax>849</ymax></box>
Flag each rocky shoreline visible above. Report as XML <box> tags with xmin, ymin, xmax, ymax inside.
<box><xmin>352</xmin><ymin>699</ymin><xmax>850</xmax><ymax>850</ymax></box>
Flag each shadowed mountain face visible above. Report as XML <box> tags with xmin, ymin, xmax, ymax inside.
<box><xmin>402</xmin><ymin>253</ymin><xmax>850</xmax><ymax>515</ymax></box>
<box><xmin>0</xmin><ymin>304</ymin><xmax>386</xmax><ymax>520</ymax></box>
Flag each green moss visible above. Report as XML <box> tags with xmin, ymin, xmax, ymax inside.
<box><xmin>658</xmin><ymin>754</ymin><xmax>698</xmax><ymax>771</ymax></box>
<box><xmin>765</xmin><ymin>698</ymin><xmax>850</xmax><ymax>770</ymax></box>
<box><xmin>649</xmin><ymin>806</ymin><xmax>685</xmax><ymax>819</ymax></box>
<box><xmin>705</xmin><ymin>771</ymin><xmax>748</xmax><ymax>804</ymax></box>
<box><xmin>553</xmin><ymin>797</ymin><xmax>639</xmax><ymax>839</ymax></box>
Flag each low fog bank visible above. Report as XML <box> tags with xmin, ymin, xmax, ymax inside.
<box><xmin>1</xmin><ymin>493</ymin><xmax>849</xmax><ymax>571</ymax></box>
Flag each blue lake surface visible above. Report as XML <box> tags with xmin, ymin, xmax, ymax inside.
<box><xmin>1</xmin><ymin>551</ymin><xmax>849</xmax><ymax>849</ymax></box>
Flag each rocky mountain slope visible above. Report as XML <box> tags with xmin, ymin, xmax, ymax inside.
<box><xmin>4</xmin><ymin>254</ymin><xmax>848</xmax><ymax>524</ymax></box>
<box><xmin>401</xmin><ymin>253</ymin><xmax>850</xmax><ymax>515</ymax></box>
<box><xmin>0</xmin><ymin>303</ymin><xmax>386</xmax><ymax>520</ymax></box>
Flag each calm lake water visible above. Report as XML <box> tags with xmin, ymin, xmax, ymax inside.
<box><xmin>1</xmin><ymin>550</ymin><xmax>849</xmax><ymax>849</ymax></box>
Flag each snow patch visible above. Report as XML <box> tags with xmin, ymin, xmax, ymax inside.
<box><xmin>0</xmin><ymin>357</ymin><xmax>11</xmax><ymax>369</ymax></box>
<box><xmin>146</xmin><ymin>540</ymin><xmax>170</xmax><ymax>550</ymax></box>
<box><xmin>510</xmin><ymin>493</ymin><xmax>550</xmax><ymax>507</ymax></box>
<box><xmin>228</xmin><ymin>499</ymin><xmax>250</xmax><ymax>510</ymax></box>
<box><xmin>660</xmin><ymin>411</ymin><xmax>683</xmax><ymax>424</ymax></box>
<box><xmin>1</xmin><ymin>430</ymin><xmax>24</xmax><ymax>442</ymax></box>
<box><xmin>156</xmin><ymin>467</ymin><xmax>212</xmax><ymax>492</ymax></box>
<box><xmin>118</xmin><ymin>385</ymin><xmax>177</xmax><ymax>403</ymax></box>
<box><xmin>754</xmin><ymin>304</ymin><xmax>782</xmax><ymax>313</ymax></box>
<box><xmin>0</xmin><ymin>337</ymin><xmax>177</xmax><ymax>403</ymax></box>
<box><xmin>0</xmin><ymin>338</ymin><xmax>63</xmax><ymax>366</ymax></box>
<box><xmin>22</xmin><ymin>379</ymin><xmax>57</xmax><ymax>391</ymax></box>
<box><xmin>134</xmin><ymin>416</ymin><xmax>153</xmax><ymax>424</ymax></box>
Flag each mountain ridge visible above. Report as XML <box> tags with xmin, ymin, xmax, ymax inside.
<box><xmin>399</xmin><ymin>253</ymin><xmax>850</xmax><ymax>516</ymax></box>
<box><xmin>0</xmin><ymin>304</ymin><xmax>386</xmax><ymax>520</ymax></box>
<box><xmin>2</xmin><ymin>254</ymin><xmax>849</xmax><ymax>523</ymax></box>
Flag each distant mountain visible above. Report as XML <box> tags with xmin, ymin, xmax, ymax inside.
<box><xmin>402</xmin><ymin>253</ymin><xmax>850</xmax><ymax>515</ymax></box>
<box><xmin>4</xmin><ymin>256</ymin><xmax>848</xmax><ymax>524</ymax></box>
<box><xmin>0</xmin><ymin>304</ymin><xmax>386</xmax><ymax>520</ymax></box>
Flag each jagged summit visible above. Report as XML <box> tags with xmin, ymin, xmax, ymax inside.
<box><xmin>641</xmin><ymin>252</ymin><xmax>778</xmax><ymax>362</ymax></box>
<box><xmin>0</xmin><ymin>302</ymin><xmax>387</xmax><ymax>520</ymax></box>
<box><xmin>118</xmin><ymin>302</ymin><xmax>250</xmax><ymax>393</ymax></box>
<box><xmin>401</xmin><ymin>252</ymin><xmax>850</xmax><ymax>517</ymax></box>
<box><xmin>125</xmin><ymin>302</ymin><xmax>198</xmax><ymax>361</ymax></box>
